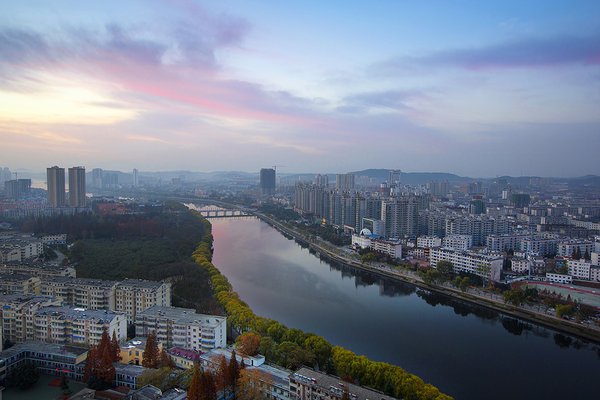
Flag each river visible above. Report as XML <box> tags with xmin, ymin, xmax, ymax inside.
<box><xmin>210</xmin><ymin>216</ymin><xmax>600</xmax><ymax>400</ymax></box>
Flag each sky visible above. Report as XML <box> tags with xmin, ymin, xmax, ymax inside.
<box><xmin>1</xmin><ymin>0</ymin><xmax>599</xmax><ymax>178</ymax></box>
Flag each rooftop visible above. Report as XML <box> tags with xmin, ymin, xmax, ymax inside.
<box><xmin>137</xmin><ymin>306</ymin><xmax>225</xmax><ymax>326</ymax></box>
<box><xmin>292</xmin><ymin>367</ymin><xmax>397</xmax><ymax>400</ymax></box>
<box><xmin>0</xmin><ymin>341</ymin><xmax>88</xmax><ymax>360</ymax></box>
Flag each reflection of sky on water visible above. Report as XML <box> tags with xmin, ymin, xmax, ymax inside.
<box><xmin>211</xmin><ymin>217</ymin><xmax>600</xmax><ymax>400</ymax></box>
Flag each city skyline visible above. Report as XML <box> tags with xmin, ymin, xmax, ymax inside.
<box><xmin>1</xmin><ymin>1</ymin><xmax>599</xmax><ymax>177</ymax></box>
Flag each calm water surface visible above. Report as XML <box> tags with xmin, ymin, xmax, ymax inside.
<box><xmin>210</xmin><ymin>217</ymin><xmax>600</xmax><ymax>400</ymax></box>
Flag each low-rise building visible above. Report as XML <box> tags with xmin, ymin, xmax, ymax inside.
<box><xmin>114</xmin><ymin>362</ymin><xmax>148</xmax><ymax>389</ymax></box>
<box><xmin>120</xmin><ymin>337</ymin><xmax>164</xmax><ymax>366</ymax></box>
<box><xmin>168</xmin><ymin>347</ymin><xmax>202</xmax><ymax>369</ymax></box>
<box><xmin>0</xmin><ymin>342</ymin><xmax>88</xmax><ymax>382</ymax></box>
<box><xmin>41</xmin><ymin>234</ymin><xmax>67</xmax><ymax>245</ymax></box>
<box><xmin>1</xmin><ymin>261</ymin><xmax>75</xmax><ymax>278</ymax></box>
<box><xmin>511</xmin><ymin>257</ymin><xmax>546</xmax><ymax>275</ymax></box>
<box><xmin>290</xmin><ymin>367</ymin><xmax>396</xmax><ymax>400</ymax></box>
<box><xmin>546</xmin><ymin>273</ymin><xmax>573</xmax><ymax>284</ymax></box>
<box><xmin>429</xmin><ymin>248</ymin><xmax>504</xmax><ymax>280</ymax></box>
<box><xmin>136</xmin><ymin>306</ymin><xmax>226</xmax><ymax>352</ymax></box>
<box><xmin>568</xmin><ymin>259</ymin><xmax>592</xmax><ymax>281</ymax></box>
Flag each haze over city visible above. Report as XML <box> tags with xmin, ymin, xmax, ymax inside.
<box><xmin>1</xmin><ymin>0</ymin><xmax>599</xmax><ymax>177</ymax></box>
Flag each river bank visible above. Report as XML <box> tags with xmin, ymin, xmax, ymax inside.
<box><xmin>255</xmin><ymin>213</ymin><xmax>600</xmax><ymax>345</ymax></box>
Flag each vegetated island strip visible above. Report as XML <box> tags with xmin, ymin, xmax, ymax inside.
<box><xmin>256</xmin><ymin>213</ymin><xmax>600</xmax><ymax>345</ymax></box>
<box><xmin>189</xmin><ymin>210</ymin><xmax>453</xmax><ymax>400</ymax></box>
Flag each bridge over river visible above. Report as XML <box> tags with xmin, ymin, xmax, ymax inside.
<box><xmin>188</xmin><ymin>205</ymin><xmax>254</xmax><ymax>218</ymax></box>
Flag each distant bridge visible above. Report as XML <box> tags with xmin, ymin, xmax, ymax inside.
<box><xmin>196</xmin><ymin>207</ymin><xmax>254</xmax><ymax>218</ymax></box>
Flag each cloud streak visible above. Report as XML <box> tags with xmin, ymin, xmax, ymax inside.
<box><xmin>374</xmin><ymin>33</ymin><xmax>600</xmax><ymax>74</ymax></box>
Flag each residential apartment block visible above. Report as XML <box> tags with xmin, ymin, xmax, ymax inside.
<box><xmin>114</xmin><ymin>279</ymin><xmax>172</xmax><ymax>323</ymax></box>
<box><xmin>40</xmin><ymin>276</ymin><xmax>118</xmax><ymax>310</ymax></box>
<box><xmin>0</xmin><ymin>294</ymin><xmax>62</xmax><ymax>343</ymax></box>
<box><xmin>442</xmin><ymin>234</ymin><xmax>473</xmax><ymax>251</ymax></box>
<box><xmin>135</xmin><ymin>306</ymin><xmax>226</xmax><ymax>352</ymax></box>
<box><xmin>33</xmin><ymin>306</ymin><xmax>127</xmax><ymax>345</ymax></box>
<box><xmin>1</xmin><ymin>262</ymin><xmax>75</xmax><ymax>279</ymax></box>
<box><xmin>430</xmin><ymin>248</ymin><xmax>504</xmax><ymax>280</ymax></box>
<box><xmin>0</xmin><ymin>273</ymin><xmax>41</xmax><ymax>295</ymax></box>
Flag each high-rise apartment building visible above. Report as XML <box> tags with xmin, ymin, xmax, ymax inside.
<box><xmin>133</xmin><ymin>168</ymin><xmax>139</xmax><ymax>186</ymax></box>
<box><xmin>46</xmin><ymin>166</ymin><xmax>65</xmax><ymax>207</ymax></box>
<box><xmin>314</xmin><ymin>174</ymin><xmax>329</xmax><ymax>187</ymax></box>
<box><xmin>91</xmin><ymin>168</ymin><xmax>103</xmax><ymax>188</ymax></box>
<box><xmin>389</xmin><ymin>169</ymin><xmax>401</xmax><ymax>185</ymax></box>
<box><xmin>260</xmin><ymin>168</ymin><xmax>276</xmax><ymax>196</ymax></box>
<box><xmin>335</xmin><ymin>173</ymin><xmax>355</xmax><ymax>190</ymax></box>
<box><xmin>68</xmin><ymin>166</ymin><xmax>86</xmax><ymax>207</ymax></box>
<box><xmin>4</xmin><ymin>179</ymin><xmax>31</xmax><ymax>199</ymax></box>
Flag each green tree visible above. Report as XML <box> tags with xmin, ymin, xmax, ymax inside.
<box><xmin>361</xmin><ymin>252</ymin><xmax>376</xmax><ymax>264</ymax></box>
<box><xmin>436</xmin><ymin>261</ymin><xmax>454</xmax><ymax>275</ymax></box>
<box><xmin>584</xmin><ymin>249</ymin><xmax>591</xmax><ymax>261</ymax></box>
<box><xmin>451</xmin><ymin>276</ymin><xmax>462</xmax><ymax>288</ymax></box>
<box><xmin>7</xmin><ymin>360</ymin><xmax>40</xmax><ymax>389</ymax></box>
<box><xmin>503</xmin><ymin>289</ymin><xmax>525</xmax><ymax>306</ymax></box>
<box><xmin>556</xmin><ymin>304</ymin><xmax>574</xmax><ymax>318</ymax></box>
<box><xmin>459</xmin><ymin>277</ymin><xmax>472</xmax><ymax>292</ymax></box>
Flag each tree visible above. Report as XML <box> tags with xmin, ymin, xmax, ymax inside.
<box><xmin>476</xmin><ymin>264</ymin><xmax>492</xmax><ymax>287</ymax></box>
<box><xmin>142</xmin><ymin>331</ymin><xmax>159</xmax><ymax>369</ymax></box>
<box><xmin>3</xmin><ymin>338</ymin><xmax>13</xmax><ymax>350</ymax></box>
<box><xmin>556</xmin><ymin>304</ymin><xmax>574</xmax><ymax>319</ymax></box>
<box><xmin>228</xmin><ymin>350</ymin><xmax>240</xmax><ymax>396</ymax></box>
<box><xmin>188</xmin><ymin>364</ymin><xmax>202</xmax><ymax>400</ymax></box>
<box><xmin>111</xmin><ymin>331</ymin><xmax>122</xmax><ymax>363</ymax></box>
<box><xmin>200</xmin><ymin>369</ymin><xmax>217</xmax><ymax>400</ymax></box>
<box><xmin>216</xmin><ymin>355</ymin><xmax>230</xmax><ymax>395</ymax></box>
<box><xmin>237</xmin><ymin>332</ymin><xmax>261</xmax><ymax>356</ymax></box>
<box><xmin>459</xmin><ymin>277</ymin><xmax>472</xmax><ymax>292</ymax></box>
<box><xmin>584</xmin><ymin>249</ymin><xmax>591</xmax><ymax>261</ymax></box>
<box><xmin>451</xmin><ymin>276</ymin><xmax>462</xmax><ymax>288</ymax></box>
<box><xmin>7</xmin><ymin>360</ymin><xmax>40</xmax><ymax>389</ymax></box>
<box><xmin>422</xmin><ymin>269</ymin><xmax>441</xmax><ymax>284</ymax></box>
<box><xmin>503</xmin><ymin>289</ymin><xmax>525</xmax><ymax>306</ymax></box>
<box><xmin>436</xmin><ymin>261</ymin><xmax>454</xmax><ymax>275</ymax></box>
<box><xmin>158</xmin><ymin>348</ymin><xmax>176</xmax><ymax>369</ymax></box>
<box><xmin>237</xmin><ymin>368</ymin><xmax>273</xmax><ymax>400</ymax></box>
<box><xmin>361</xmin><ymin>252</ymin><xmax>376</xmax><ymax>264</ymax></box>
<box><xmin>60</xmin><ymin>375</ymin><xmax>70</xmax><ymax>391</ymax></box>
<box><xmin>98</xmin><ymin>346</ymin><xmax>116</xmax><ymax>383</ymax></box>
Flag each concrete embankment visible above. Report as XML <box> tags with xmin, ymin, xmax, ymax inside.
<box><xmin>256</xmin><ymin>213</ymin><xmax>600</xmax><ymax>345</ymax></box>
